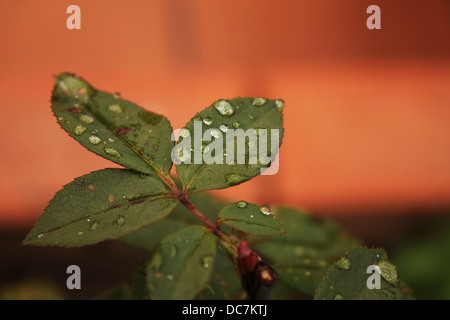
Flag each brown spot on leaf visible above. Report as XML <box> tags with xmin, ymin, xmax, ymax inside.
<box><xmin>108</xmin><ymin>195</ymin><xmax>114</xmax><ymax>202</ymax></box>
<box><xmin>68</xmin><ymin>107</ymin><xmax>81</xmax><ymax>113</ymax></box>
<box><xmin>154</xmin><ymin>272</ymin><xmax>163</xmax><ymax>279</ymax></box>
<box><xmin>88</xmin><ymin>185</ymin><xmax>95</xmax><ymax>191</ymax></box>
<box><xmin>116</xmin><ymin>127</ymin><xmax>132</xmax><ymax>136</ymax></box>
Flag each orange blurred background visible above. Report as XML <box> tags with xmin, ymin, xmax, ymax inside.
<box><xmin>1</xmin><ymin>0</ymin><xmax>449</xmax><ymax>225</ymax></box>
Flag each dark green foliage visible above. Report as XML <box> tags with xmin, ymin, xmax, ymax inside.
<box><xmin>25</xmin><ymin>73</ymin><xmax>413</xmax><ymax>300</ymax></box>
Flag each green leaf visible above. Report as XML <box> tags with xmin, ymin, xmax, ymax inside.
<box><xmin>176</xmin><ymin>97</ymin><xmax>284</xmax><ymax>192</ymax></box>
<box><xmin>196</xmin><ymin>248</ymin><xmax>242</xmax><ymax>300</ymax></box>
<box><xmin>131</xmin><ymin>255</ymin><xmax>151</xmax><ymax>300</ymax></box>
<box><xmin>96</xmin><ymin>285</ymin><xmax>131</xmax><ymax>300</ymax></box>
<box><xmin>146</xmin><ymin>226</ymin><xmax>217</xmax><ymax>300</ymax></box>
<box><xmin>217</xmin><ymin>202</ymin><xmax>285</xmax><ymax>236</ymax></box>
<box><xmin>120</xmin><ymin>192</ymin><xmax>226</xmax><ymax>251</ymax></box>
<box><xmin>23</xmin><ymin>169</ymin><xmax>179</xmax><ymax>247</ymax></box>
<box><xmin>315</xmin><ymin>248</ymin><xmax>414</xmax><ymax>300</ymax></box>
<box><xmin>248</xmin><ymin>207</ymin><xmax>359</xmax><ymax>296</ymax></box>
<box><xmin>52</xmin><ymin>73</ymin><xmax>174</xmax><ymax>175</ymax></box>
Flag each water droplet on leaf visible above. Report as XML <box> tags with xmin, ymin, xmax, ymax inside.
<box><xmin>90</xmin><ymin>221</ymin><xmax>99</xmax><ymax>231</ymax></box>
<box><xmin>275</xmin><ymin>99</ymin><xmax>285</xmax><ymax>112</ymax></box>
<box><xmin>225</xmin><ymin>173</ymin><xmax>245</xmax><ymax>185</ymax></box>
<box><xmin>219</xmin><ymin>124</ymin><xmax>228</xmax><ymax>132</ymax></box>
<box><xmin>166</xmin><ymin>274</ymin><xmax>174</xmax><ymax>281</ymax></box>
<box><xmin>376</xmin><ymin>260</ymin><xmax>399</xmax><ymax>286</ymax></box>
<box><xmin>179</xmin><ymin>128</ymin><xmax>190</xmax><ymax>138</ymax></box>
<box><xmin>211</xmin><ymin>129</ymin><xmax>221</xmax><ymax>139</ymax></box>
<box><xmin>104</xmin><ymin>146</ymin><xmax>122</xmax><ymax>158</ymax></box>
<box><xmin>335</xmin><ymin>257</ymin><xmax>351</xmax><ymax>270</ymax></box>
<box><xmin>260</xmin><ymin>205</ymin><xmax>271</xmax><ymax>215</ymax></box>
<box><xmin>201</xmin><ymin>255</ymin><xmax>214</xmax><ymax>269</ymax></box>
<box><xmin>335</xmin><ymin>294</ymin><xmax>344</xmax><ymax>300</ymax></box>
<box><xmin>115</xmin><ymin>216</ymin><xmax>125</xmax><ymax>226</ymax></box>
<box><xmin>169</xmin><ymin>245</ymin><xmax>177</xmax><ymax>258</ymax></box>
<box><xmin>252</xmin><ymin>97</ymin><xmax>266</xmax><ymax>106</ymax></box>
<box><xmin>236</xmin><ymin>201</ymin><xmax>247</xmax><ymax>208</ymax></box>
<box><xmin>80</xmin><ymin>114</ymin><xmax>94</xmax><ymax>124</ymax></box>
<box><xmin>37</xmin><ymin>233</ymin><xmax>44</xmax><ymax>239</ymax></box>
<box><xmin>150</xmin><ymin>253</ymin><xmax>162</xmax><ymax>270</ymax></box>
<box><xmin>214</xmin><ymin>100</ymin><xmax>234</xmax><ymax>116</ymax></box>
<box><xmin>203</xmin><ymin>117</ymin><xmax>213</xmax><ymax>125</ymax></box>
<box><xmin>89</xmin><ymin>135</ymin><xmax>101</xmax><ymax>145</ymax></box>
<box><xmin>73</xmin><ymin>124</ymin><xmax>86</xmax><ymax>136</ymax></box>
<box><xmin>108</xmin><ymin>104</ymin><xmax>123</xmax><ymax>114</ymax></box>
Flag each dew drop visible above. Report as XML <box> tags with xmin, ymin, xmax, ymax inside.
<box><xmin>219</xmin><ymin>124</ymin><xmax>229</xmax><ymax>133</ymax></box>
<box><xmin>80</xmin><ymin>114</ymin><xmax>94</xmax><ymax>124</ymax></box>
<box><xmin>149</xmin><ymin>253</ymin><xmax>162</xmax><ymax>271</ymax></box>
<box><xmin>78</xmin><ymin>231</ymin><xmax>83</xmax><ymax>235</ymax></box>
<box><xmin>250</xmin><ymin>214</ymin><xmax>254</xmax><ymax>218</ymax></box>
<box><xmin>260</xmin><ymin>205</ymin><xmax>271</xmax><ymax>215</ymax></box>
<box><xmin>305</xmin><ymin>271</ymin><xmax>311</xmax><ymax>276</ymax></box>
<box><xmin>179</xmin><ymin>128</ymin><xmax>190</xmax><ymax>138</ymax></box>
<box><xmin>115</xmin><ymin>216</ymin><xmax>125</xmax><ymax>226</ymax></box>
<box><xmin>275</xmin><ymin>99</ymin><xmax>285</xmax><ymax>112</ymax></box>
<box><xmin>376</xmin><ymin>260</ymin><xmax>399</xmax><ymax>286</ymax></box>
<box><xmin>211</xmin><ymin>129</ymin><xmax>221</xmax><ymax>139</ymax></box>
<box><xmin>236</xmin><ymin>201</ymin><xmax>247</xmax><ymax>208</ymax></box>
<box><xmin>213</xmin><ymin>100</ymin><xmax>234</xmax><ymax>116</ymax></box>
<box><xmin>108</xmin><ymin>104</ymin><xmax>123</xmax><ymax>114</ymax></box>
<box><xmin>200</xmin><ymin>144</ymin><xmax>210</xmax><ymax>153</ymax></box>
<box><xmin>201</xmin><ymin>255</ymin><xmax>214</xmax><ymax>269</ymax></box>
<box><xmin>37</xmin><ymin>233</ymin><xmax>44</xmax><ymax>239</ymax></box>
<box><xmin>335</xmin><ymin>257</ymin><xmax>351</xmax><ymax>270</ymax></box>
<box><xmin>203</xmin><ymin>117</ymin><xmax>213</xmax><ymax>125</ymax></box>
<box><xmin>107</xmin><ymin>138</ymin><xmax>115</xmax><ymax>143</ymax></box>
<box><xmin>89</xmin><ymin>135</ymin><xmax>101</xmax><ymax>145</ymax></box>
<box><xmin>232</xmin><ymin>121</ymin><xmax>240</xmax><ymax>129</ymax></box>
<box><xmin>73</xmin><ymin>124</ymin><xmax>86</xmax><ymax>136</ymax></box>
<box><xmin>169</xmin><ymin>245</ymin><xmax>177</xmax><ymax>258</ymax></box>
<box><xmin>166</xmin><ymin>274</ymin><xmax>174</xmax><ymax>281</ymax></box>
<box><xmin>335</xmin><ymin>294</ymin><xmax>344</xmax><ymax>300</ymax></box>
<box><xmin>90</xmin><ymin>221</ymin><xmax>99</xmax><ymax>231</ymax></box>
<box><xmin>104</xmin><ymin>146</ymin><xmax>122</xmax><ymax>158</ymax></box>
<box><xmin>113</xmin><ymin>92</ymin><xmax>121</xmax><ymax>99</ymax></box>
<box><xmin>225</xmin><ymin>173</ymin><xmax>245</xmax><ymax>185</ymax></box>
<box><xmin>252</xmin><ymin>97</ymin><xmax>267</xmax><ymax>106</ymax></box>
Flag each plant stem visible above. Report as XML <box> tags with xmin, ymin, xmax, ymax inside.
<box><xmin>179</xmin><ymin>196</ymin><xmax>237</xmax><ymax>257</ymax></box>
<box><xmin>160</xmin><ymin>174</ymin><xmax>238</xmax><ymax>261</ymax></box>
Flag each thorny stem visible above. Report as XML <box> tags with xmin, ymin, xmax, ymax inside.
<box><xmin>161</xmin><ymin>174</ymin><xmax>278</xmax><ymax>300</ymax></box>
<box><xmin>161</xmin><ymin>173</ymin><xmax>238</xmax><ymax>261</ymax></box>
